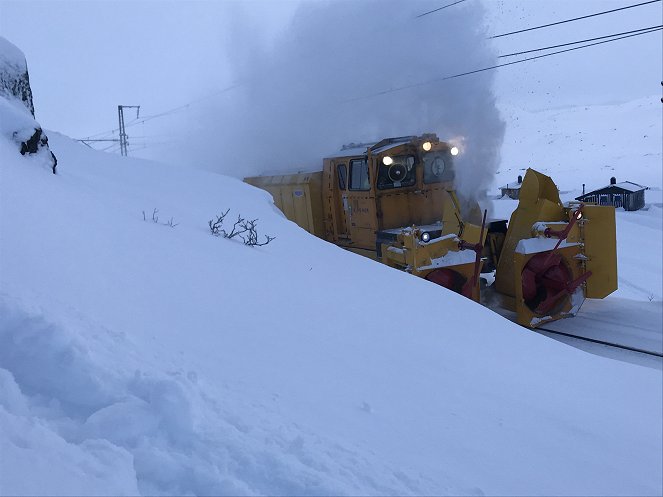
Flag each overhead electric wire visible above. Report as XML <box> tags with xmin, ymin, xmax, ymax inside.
<box><xmin>489</xmin><ymin>0</ymin><xmax>661</xmax><ymax>39</ymax></box>
<box><xmin>81</xmin><ymin>118</ymin><xmax>139</xmax><ymax>141</ymax></box>
<box><xmin>343</xmin><ymin>27</ymin><xmax>661</xmax><ymax>102</ymax></box>
<box><xmin>416</xmin><ymin>0</ymin><xmax>468</xmax><ymax>18</ymax></box>
<box><xmin>77</xmin><ymin>83</ymin><xmax>240</xmax><ymax>142</ymax></box>
<box><xmin>128</xmin><ymin>83</ymin><xmax>240</xmax><ymax>126</ymax></box>
<box><xmin>499</xmin><ymin>24</ymin><xmax>663</xmax><ymax>58</ymax></box>
<box><xmin>99</xmin><ymin>142</ymin><xmax>120</xmax><ymax>153</ymax></box>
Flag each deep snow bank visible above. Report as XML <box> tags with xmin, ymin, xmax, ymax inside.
<box><xmin>0</xmin><ymin>133</ymin><xmax>661</xmax><ymax>495</ymax></box>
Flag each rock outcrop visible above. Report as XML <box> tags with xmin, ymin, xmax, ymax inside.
<box><xmin>0</xmin><ymin>36</ymin><xmax>57</xmax><ymax>173</ymax></box>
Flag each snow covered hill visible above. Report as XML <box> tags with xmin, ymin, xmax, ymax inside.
<box><xmin>1</xmin><ymin>125</ymin><xmax>662</xmax><ymax>495</ymax></box>
<box><xmin>496</xmin><ymin>96</ymin><xmax>662</xmax><ymax>193</ymax></box>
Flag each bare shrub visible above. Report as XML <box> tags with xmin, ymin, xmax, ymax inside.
<box><xmin>239</xmin><ymin>219</ymin><xmax>276</xmax><ymax>247</ymax></box>
<box><xmin>208</xmin><ymin>210</ymin><xmax>274</xmax><ymax>246</ymax></box>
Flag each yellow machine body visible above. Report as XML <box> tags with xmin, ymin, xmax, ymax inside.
<box><xmin>495</xmin><ymin>169</ymin><xmax>618</xmax><ymax>326</ymax></box>
<box><xmin>244</xmin><ymin>172</ymin><xmax>326</xmax><ymax>239</ymax></box>
<box><xmin>244</xmin><ymin>137</ymin><xmax>618</xmax><ymax>327</ymax></box>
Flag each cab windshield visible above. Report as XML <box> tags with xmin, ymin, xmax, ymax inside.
<box><xmin>377</xmin><ymin>155</ymin><xmax>416</xmax><ymax>190</ymax></box>
<box><xmin>423</xmin><ymin>151</ymin><xmax>453</xmax><ymax>184</ymax></box>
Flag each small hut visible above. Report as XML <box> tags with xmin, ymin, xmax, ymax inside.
<box><xmin>576</xmin><ymin>177</ymin><xmax>646</xmax><ymax>211</ymax></box>
<box><xmin>500</xmin><ymin>175</ymin><xmax>523</xmax><ymax>200</ymax></box>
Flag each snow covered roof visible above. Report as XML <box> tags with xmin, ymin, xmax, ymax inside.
<box><xmin>326</xmin><ymin>142</ymin><xmax>375</xmax><ymax>158</ymax></box>
<box><xmin>370</xmin><ymin>137</ymin><xmax>415</xmax><ymax>155</ymax></box>
<box><xmin>609</xmin><ymin>181</ymin><xmax>646</xmax><ymax>192</ymax></box>
<box><xmin>500</xmin><ymin>181</ymin><xmax>522</xmax><ymax>190</ymax></box>
<box><xmin>582</xmin><ymin>181</ymin><xmax>646</xmax><ymax>195</ymax></box>
<box><xmin>326</xmin><ymin>136</ymin><xmax>417</xmax><ymax>159</ymax></box>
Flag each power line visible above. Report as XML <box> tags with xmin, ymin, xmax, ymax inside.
<box><xmin>99</xmin><ymin>142</ymin><xmax>120</xmax><ymax>153</ymax></box>
<box><xmin>489</xmin><ymin>0</ymin><xmax>661</xmax><ymax>39</ymax></box>
<box><xmin>81</xmin><ymin>118</ymin><xmax>139</xmax><ymax>141</ymax></box>
<box><xmin>344</xmin><ymin>27</ymin><xmax>661</xmax><ymax>102</ymax></box>
<box><xmin>76</xmin><ymin>83</ymin><xmax>240</xmax><ymax>142</ymax></box>
<box><xmin>129</xmin><ymin>83</ymin><xmax>240</xmax><ymax>126</ymax></box>
<box><xmin>499</xmin><ymin>24</ymin><xmax>663</xmax><ymax>58</ymax></box>
<box><xmin>416</xmin><ymin>0</ymin><xmax>468</xmax><ymax>18</ymax></box>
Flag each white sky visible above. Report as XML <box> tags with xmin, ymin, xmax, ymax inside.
<box><xmin>1</xmin><ymin>0</ymin><xmax>660</xmax><ymax>151</ymax></box>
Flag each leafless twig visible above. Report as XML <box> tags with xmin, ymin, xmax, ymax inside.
<box><xmin>209</xmin><ymin>210</ymin><xmax>274</xmax><ymax>246</ymax></box>
<box><xmin>143</xmin><ymin>208</ymin><xmax>177</xmax><ymax>228</ymax></box>
<box><xmin>221</xmin><ymin>214</ymin><xmax>248</xmax><ymax>239</ymax></box>
<box><xmin>164</xmin><ymin>217</ymin><xmax>179</xmax><ymax>228</ymax></box>
<box><xmin>208</xmin><ymin>209</ymin><xmax>230</xmax><ymax>236</ymax></box>
<box><xmin>239</xmin><ymin>218</ymin><xmax>275</xmax><ymax>246</ymax></box>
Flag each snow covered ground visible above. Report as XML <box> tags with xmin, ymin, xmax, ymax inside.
<box><xmin>496</xmin><ymin>96</ymin><xmax>661</xmax><ymax>194</ymax></box>
<box><xmin>1</xmin><ymin>100</ymin><xmax>662</xmax><ymax>496</ymax></box>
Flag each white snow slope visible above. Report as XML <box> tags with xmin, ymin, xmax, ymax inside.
<box><xmin>1</xmin><ymin>107</ymin><xmax>662</xmax><ymax>495</ymax></box>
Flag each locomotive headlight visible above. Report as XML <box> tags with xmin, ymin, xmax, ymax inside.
<box><xmin>420</xmin><ymin>232</ymin><xmax>431</xmax><ymax>243</ymax></box>
<box><xmin>450</xmin><ymin>146</ymin><xmax>459</xmax><ymax>156</ymax></box>
<box><xmin>382</xmin><ymin>156</ymin><xmax>393</xmax><ymax>166</ymax></box>
<box><xmin>422</xmin><ymin>141</ymin><xmax>432</xmax><ymax>152</ymax></box>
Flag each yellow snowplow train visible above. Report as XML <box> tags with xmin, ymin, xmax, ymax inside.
<box><xmin>245</xmin><ymin>134</ymin><xmax>617</xmax><ymax>328</ymax></box>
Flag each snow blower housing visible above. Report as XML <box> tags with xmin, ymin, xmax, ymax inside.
<box><xmin>244</xmin><ymin>134</ymin><xmax>617</xmax><ymax>328</ymax></box>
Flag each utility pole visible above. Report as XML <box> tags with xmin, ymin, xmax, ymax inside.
<box><xmin>118</xmin><ymin>105</ymin><xmax>140</xmax><ymax>156</ymax></box>
<box><xmin>76</xmin><ymin>104</ymin><xmax>140</xmax><ymax>154</ymax></box>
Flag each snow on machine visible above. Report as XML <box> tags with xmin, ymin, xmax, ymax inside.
<box><xmin>244</xmin><ymin>134</ymin><xmax>617</xmax><ymax>328</ymax></box>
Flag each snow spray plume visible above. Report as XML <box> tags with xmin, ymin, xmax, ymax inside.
<box><xmin>193</xmin><ymin>0</ymin><xmax>504</xmax><ymax>204</ymax></box>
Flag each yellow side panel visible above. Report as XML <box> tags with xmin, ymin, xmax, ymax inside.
<box><xmin>308</xmin><ymin>173</ymin><xmax>326</xmax><ymax>238</ymax></box>
<box><xmin>280</xmin><ymin>185</ymin><xmax>296</xmax><ymax>221</ymax></box>
<box><xmin>291</xmin><ymin>185</ymin><xmax>312</xmax><ymax>233</ymax></box>
<box><xmin>583</xmin><ymin>205</ymin><xmax>618</xmax><ymax>298</ymax></box>
<box><xmin>462</xmin><ymin>223</ymin><xmax>483</xmax><ymax>245</ymax></box>
<box><xmin>244</xmin><ymin>172</ymin><xmax>325</xmax><ymax>238</ymax></box>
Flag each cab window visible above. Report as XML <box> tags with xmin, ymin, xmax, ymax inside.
<box><xmin>337</xmin><ymin>164</ymin><xmax>347</xmax><ymax>190</ymax></box>
<box><xmin>349</xmin><ymin>158</ymin><xmax>370</xmax><ymax>191</ymax></box>
<box><xmin>423</xmin><ymin>151</ymin><xmax>452</xmax><ymax>184</ymax></box>
<box><xmin>377</xmin><ymin>155</ymin><xmax>416</xmax><ymax>190</ymax></box>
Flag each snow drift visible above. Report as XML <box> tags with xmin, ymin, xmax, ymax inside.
<box><xmin>0</xmin><ymin>129</ymin><xmax>661</xmax><ymax>495</ymax></box>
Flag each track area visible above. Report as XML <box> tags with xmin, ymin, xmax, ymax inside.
<box><xmin>537</xmin><ymin>326</ymin><xmax>663</xmax><ymax>358</ymax></box>
<box><xmin>487</xmin><ymin>294</ymin><xmax>663</xmax><ymax>369</ymax></box>
<box><xmin>536</xmin><ymin>298</ymin><xmax>662</xmax><ymax>369</ymax></box>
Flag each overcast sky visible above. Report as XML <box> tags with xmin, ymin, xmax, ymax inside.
<box><xmin>1</xmin><ymin>0</ymin><xmax>660</xmax><ymax>170</ymax></box>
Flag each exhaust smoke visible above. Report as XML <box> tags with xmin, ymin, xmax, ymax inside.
<box><xmin>189</xmin><ymin>0</ymin><xmax>505</xmax><ymax>205</ymax></box>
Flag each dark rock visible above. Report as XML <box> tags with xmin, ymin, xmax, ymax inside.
<box><xmin>0</xmin><ymin>67</ymin><xmax>34</xmax><ymax>116</ymax></box>
<box><xmin>1</xmin><ymin>36</ymin><xmax>57</xmax><ymax>173</ymax></box>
